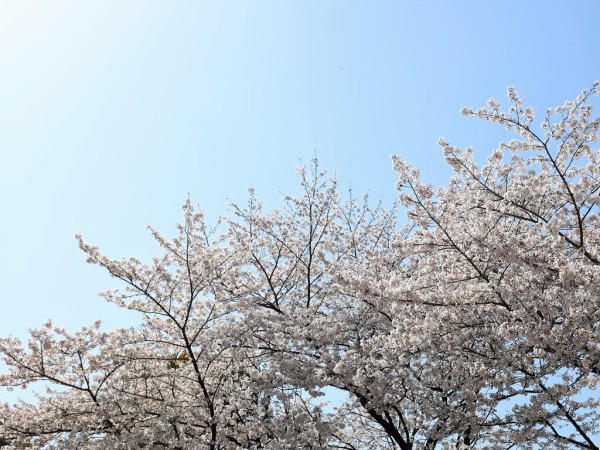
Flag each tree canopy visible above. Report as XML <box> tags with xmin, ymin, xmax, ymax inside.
<box><xmin>1</xmin><ymin>84</ymin><xmax>599</xmax><ymax>449</ymax></box>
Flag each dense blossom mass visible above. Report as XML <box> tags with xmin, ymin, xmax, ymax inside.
<box><xmin>1</xmin><ymin>85</ymin><xmax>599</xmax><ymax>449</ymax></box>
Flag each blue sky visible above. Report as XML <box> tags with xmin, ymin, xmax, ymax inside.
<box><xmin>1</xmin><ymin>1</ymin><xmax>599</xmax><ymax>337</ymax></box>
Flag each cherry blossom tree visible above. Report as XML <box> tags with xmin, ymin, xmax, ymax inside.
<box><xmin>387</xmin><ymin>82</ymin><xmax>600</xmax><ymax>448</ymax></box>
<box><xmin>1</xmin><ymin>84</ymin><xmax>598</xmax><ymax>449</ymax></box>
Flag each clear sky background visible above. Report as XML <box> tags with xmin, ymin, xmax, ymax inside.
<box><xmin>0</xmin><ymin>1</ymin><xmax>599</xmax><ymax>339</ymax></box>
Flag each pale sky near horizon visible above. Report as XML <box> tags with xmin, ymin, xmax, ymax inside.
<box><xmin>1</xmin><ymin>1</ymin><xmax>599</xmax><ymax>340</ymax></box>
